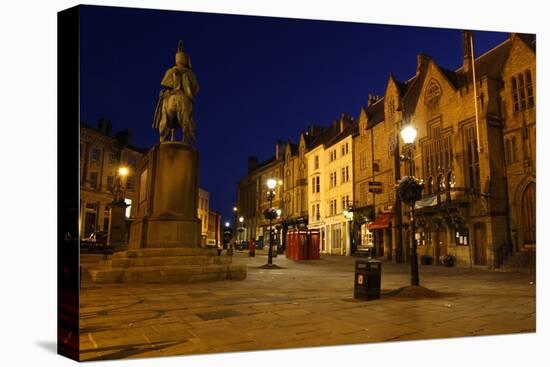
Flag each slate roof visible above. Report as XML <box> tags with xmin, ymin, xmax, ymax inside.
<box><xmin>365</xmin><ymin>98</ymin><xmax>385</xmax><ymax>129</ymax></box>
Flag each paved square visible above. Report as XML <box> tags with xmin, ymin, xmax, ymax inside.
<box><xmin>79</xmin><ymin>251</ymin><xmax>536</xmax><ymax>361</ymax></box>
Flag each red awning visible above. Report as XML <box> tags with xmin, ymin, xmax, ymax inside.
<box><xmin>368</xmin><ymin>213</ymin><xmax>393</xmax><ymax>230</ymax></box>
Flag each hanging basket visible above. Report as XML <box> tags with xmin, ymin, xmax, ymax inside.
<box><xmin>397</xmin><ymin>176</ymin><xmax>424</xmax><ymax>204</ymax></box>
<box><xmin>263</xmin><ymin>208</ymin><xmax>277</xmax><ymax>220</ymax></box>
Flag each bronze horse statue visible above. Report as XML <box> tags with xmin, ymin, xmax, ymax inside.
<box><xmin>153</xmin><ymin>40</ymin><xmax>200</xmax><ymax>143</ymax></box>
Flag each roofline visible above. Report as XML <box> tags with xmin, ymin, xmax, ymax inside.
<box><xmin>455</xmin><ymin>37</ymin><xmax>511</xmax><ymax>73</ymax></box>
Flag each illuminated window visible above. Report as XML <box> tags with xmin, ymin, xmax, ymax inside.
<box><xmin>124</xmin><ymin>198</ymin><xmax>132</xmax><ymax>218</ymax></box>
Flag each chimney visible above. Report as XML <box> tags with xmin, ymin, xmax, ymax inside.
<box><xmin>308</xmin><ymin>125</ymin><xmax>323</xmax><ymax>136</ymax></box>
<box><xmin>97</xmin><ymin>118</ymin><xmax>112</xmax><ymax>135</ymax></box>
<box><xmin>115</xmin><ymin>129</ymin><xmax>131</xmax><ymax>147</ymax></box>
<box><xmin>247</xmin><ymin>156</ymin><xmax>258</xmax><ymax>173</ymax></box>
<box><xmin>462</xmin><ymin>30</ymin><xmax>473</xmax><ymax>74</ymax></box>
<box><xmin>416</xmin><ymin>53</ymin><xmax>430</xmax><ymax>74</ymax></box>
<box><xmin>275</xmin><ymin>140</ymin><xmax>286</xmax><ymax>160</ymax></box>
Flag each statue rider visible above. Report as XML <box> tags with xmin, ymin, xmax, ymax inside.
<box><xmin>152</xmin><ymin>40</ymin><xmax>200</xmax><ymax>143</ymax></box>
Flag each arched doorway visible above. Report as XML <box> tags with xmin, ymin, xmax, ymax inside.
<box><xmin>521</xmin><ymin>182</ymin><xmax>536</xmax><ymax>248</ymax></box>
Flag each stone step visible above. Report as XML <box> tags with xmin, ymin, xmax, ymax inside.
<box><xmin>103</xmin><ymin>255</ymin><xmax>232</xmax><ymax>268</ymax></box>
<box><xmin>88</xmin><ymin>263</ymin><xmax>247</xmax><ymax>283</ymax></box>
<box><xmin>112</xmin><ymin>247</ymin><xmax>217</xmax><ymax>259</ymax></box>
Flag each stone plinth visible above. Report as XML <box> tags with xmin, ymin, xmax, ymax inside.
<box><xmin>129</xmin><ymin>142</ymin><xmax>201</xmax><ymax>249</ymax></box>
<box><xmin>88</xmin><ymin>142</ymin><xmax>247</xmax><ymax>283</ymax></box>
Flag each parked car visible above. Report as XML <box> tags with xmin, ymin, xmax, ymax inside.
<box><xmin>88</xmin><ymin>231</ymin><xmax>108</xmax><ymax>245</ymax></box>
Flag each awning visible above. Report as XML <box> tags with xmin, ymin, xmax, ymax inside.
<box><xmin>368</xmin><ymin>212</ymin><xmax>392</xmax><ymax>230</ymax></box>
<box><xmin>414</xmin><ymin>195</ymin><xmax>438</xmax><ymax>210</ymax></box>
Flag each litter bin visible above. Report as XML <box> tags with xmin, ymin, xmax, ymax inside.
<box><xmin>354</xmin><ymin>259</ymin><xmax>381</xmax><ymax>300</ymax></box>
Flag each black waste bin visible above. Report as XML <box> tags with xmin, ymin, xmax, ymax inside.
<box><xmin>354</xmin><ymin>259</ymin><xmax>381</xmax><ymax>300</ymax></box>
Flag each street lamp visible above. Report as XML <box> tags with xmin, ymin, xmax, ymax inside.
<box><xmin>118</xmin><ymin>166</ymin><xmax>129</xmax><ymax>177</ymax></box>
<box><xmin>238</xmin><ymin>216</ymin><xmax>244</xmax><ymax>247</ymax></box>
<box><xmin>343</xmin><ymin>201</ymin><xmax>356</xmax><ymax>256</ymax></box>
<box><xmin>266</xmin><ymin>178</ymin><xmax>279</xmax><ymax>265</ymax></box>
<box><xmin>400</xmin><ymin>125</ymin><xmax>420</xmax><ymax>286</ymax></box>
<box><xmin>225</xmin><ymin>222</ymin><xmax>230</xmax><ymax>228</ymax></box>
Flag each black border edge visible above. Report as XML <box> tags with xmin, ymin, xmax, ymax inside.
<box><xmin>57</xmin><ymin>5</ymin><xmax>81</xmax><ymax>362</ymax></box>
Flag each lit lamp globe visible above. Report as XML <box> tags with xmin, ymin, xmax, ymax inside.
<box><xmin>118</xmin><ymin>166</ymin><xmax>129</xmax><ymax>177</ymax></box>
<box><xmin>267</xmin><ymin>178</ymin><xmax>277</xmax><ymax>190</ymax></box>
<box><xmin>239</xmin><ymin>216</ymin><xmax>244</xmax><ymax>223</ymax></box>
<box><xmin>225</xmin><ymin>222</ymin><xmax>230</xmax><ymax>228</ymax></box>
<box><xmin>233</xmin><ymin>206</ymin><xmax>237</xmax><ymax>212</ymax></box>
<box><xmin>400</xmin><ymin>125</ymin><xmax>417</xmax><ymax>145</ymax></box>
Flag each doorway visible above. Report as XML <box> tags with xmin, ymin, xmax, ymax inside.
<box><xmin>473</xmin><ymin>222</ymin><xmax>487</xmax><ymax>265</ymax></box>
<box><xmin>521</xmin><ymin>182</ymin><xmax>536</xmax><ymax>248</ymax></box>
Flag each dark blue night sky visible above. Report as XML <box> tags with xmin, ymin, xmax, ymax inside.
<box><xmin>80</xmin><ymin>5</ymin><xmax>508</xmax><ymax>223</ymax></box>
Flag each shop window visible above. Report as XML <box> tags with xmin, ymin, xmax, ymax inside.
<box><xmin>427</xmin><ymin>176</ymin><xmax>434</xmax><ymax>194</ymax></box>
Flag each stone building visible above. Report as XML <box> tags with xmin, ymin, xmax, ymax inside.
<box><xmin>207</xmin><ymin>209</ymin><xmax>221</xmax><ymax>248</ymax></box>
<box><xmin>279</xmin><ymin>126</ymin><xmax>326</xmax><ymax>242</ymax></box>
<box><xmin>198</xmin><ymin>188</ymin><xmax>210</xmax><ymax>245</ymax></box>
<box><xmin>79</xmin><ymin>119</ymin><xmax>146</xmax><ymax>239</ymax></box>
<box><xmin>354</xmin><ymin>31</ymin><xmax>536</xmax><ymax>268</ymax></box>
<box><xmin>236</xmin><ymin>146</ymin><xmax>284</xmax><ymax>246</ymax></box>
<box><xmin>236</xmin><ymin>32</ymin><xmax>535</xmax><ymax>268</ymax></box>
<box><xmin>353</xmin><ymin>95</ymin><xmax>397</xmax><ymax>258</ymax></box>
<box><xmin>305</xmin><ymin>114</ymin><xmax>356</xmax><ymax>255</ymax></box>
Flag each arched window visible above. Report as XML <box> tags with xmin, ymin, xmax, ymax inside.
<box><xmin>511</xmin><ymin>77</ymin><xmax>519</xmax><ymax>113</ymax></box>
<box><xmin>427</xmin><ymin>177</ymin><xmax>434</xmax><ymax>194</ymax></box>
<box><xmin>446</xmin><ymin>171</ymin><xmax>455</xmax><ymax>202</ymax></box>
<box><xmin>437</xmin><ymin>174</ymin><xmax>445</xmax><ymax>192</ymax></box>
<box><xmin>425</xmin><ymin>79</ymin><xmax>442</xmax><ymax>105</ymax></box>
<box><xmin>526</xmin><ymin>70</ymin><xmax>534</xmax><ymax>109</ymax></box>
<box><xmin>505</xmin><ymin>139</ymin><xmax>512</xmax><ymax>164</ymax></box>
<box><xmin>518</xmin><ymin>74</ymin><xmax>526</xmax><ymax>111</ymax></box>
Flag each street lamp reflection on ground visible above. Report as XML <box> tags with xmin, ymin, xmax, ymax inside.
<box><xmin>400</xmin><ymin>124</ymin><xmax>420</xmax><ymax>286</ymax></box>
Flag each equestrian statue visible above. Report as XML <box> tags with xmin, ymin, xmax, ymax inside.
<box><xmin>152</xmin><ymin>40</ymin><xmax>200</xmax><ymax>143</ymax></box>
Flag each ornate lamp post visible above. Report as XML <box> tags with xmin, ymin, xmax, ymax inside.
<box><xmin>266</xmin><ymin>178</ymin><xmax>278</xmax><ymax>265</ymax></box>
<box><xmin>107</xmin><ymin>166</ymin><xmax>129</xmax><ymax>251</ymax></box>
<box><xmin>343</xmin><ymin>201</ymin><xmax>357</xmax><ymax>256</ymax></box>
<box><xmin>238</xmin><ymin>216</ymin><xmax>244</xmax><ymax>248</ymax></box>
<box><xmin>399</xmin><ymin>125</ymin><xmax>423</xmax><ymax>286</ymax></box>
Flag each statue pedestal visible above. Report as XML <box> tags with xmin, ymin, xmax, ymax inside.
<box><xmin>88</xmin><ymin>142</ymin><xmax>246</xmax><ymax>283</ymax></box>
<box><xmin>129</xmin><ymin>142</ymin><xmax>201</xmax><ymax>248</ymax></box>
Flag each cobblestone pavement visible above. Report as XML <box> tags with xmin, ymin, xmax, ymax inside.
<box><xmin>79</xmin><ymin>250</ymin><xmax>536</xmax><ymax>361</ymax></box>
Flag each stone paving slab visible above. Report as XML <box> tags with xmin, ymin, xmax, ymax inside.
<box><xmin>79</xmin><ymin>251</ymin><xmax>536</xmax><ymax>361</ymax></box>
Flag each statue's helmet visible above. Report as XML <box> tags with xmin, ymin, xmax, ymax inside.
<box><xmin>175</xmin><ymin>40</ymin><xmax>191</xmax><ymax>67</ymax></box>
